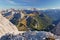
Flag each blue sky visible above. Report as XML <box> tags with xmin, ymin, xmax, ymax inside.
<box><xmin>0</xmin><ymin>0</ymin><xmax>60</xmax><ymax>9</ymax></box>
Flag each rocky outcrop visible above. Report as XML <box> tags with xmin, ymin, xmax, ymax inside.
<box><xmin>52</xmin><ymin>22</ymin><xmax>60</xmax><ymax>36</ymax></box>
<box><xmin>0</xmin><ymin>14</ymin><xmax>18</xmax><ymax>37</ymax></box>
<box><xmin>0</xmin><ymin>31</ymin><xmax>56</xmax><ymax>40</ymax></box>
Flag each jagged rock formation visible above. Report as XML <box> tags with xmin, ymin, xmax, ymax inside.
<box><xmin>0</xmin><ymin>14</ymin><xmax>18</xmax><ymax>37</ymax></box>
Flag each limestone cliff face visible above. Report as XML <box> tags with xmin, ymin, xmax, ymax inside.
<box><xmin>0</xmin><ymin>14</ymin><xmax>18</xmax><ymax>37</ymax></box>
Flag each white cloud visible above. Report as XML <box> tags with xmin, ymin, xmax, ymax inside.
<box><xmin>22</xmin><ymin>0</ymin><xmax>37</xmax><ymax>2</ymax></box>
<box><xmin>5</xmin><ymin>0</ymin><xmax>17</xmax><ymax>5</ymax></box>
<box><xmin>20</xmin><ymin>0</ymin><xmax>33</xmax><ymax>3</ymax></box>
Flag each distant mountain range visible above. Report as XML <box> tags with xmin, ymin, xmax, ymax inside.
<box><xmin>1</xmin><ymin>9</ymin><xmax>60</xmax><ymax>35</ymax></box>
<box><xmin>40</xmin><ymin>9</ymin><xmax>60</xmax><ymax>21</ymax></box>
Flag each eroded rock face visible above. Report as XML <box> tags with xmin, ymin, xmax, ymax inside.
<box><xmin>0</xmin><ymin>14</ymin><xmax>18</xmax><ymax>37</ymax></box>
